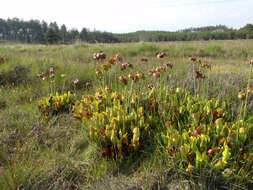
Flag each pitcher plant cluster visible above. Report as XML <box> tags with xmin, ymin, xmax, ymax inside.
<box><xmin>37</xmin><ymin>52</ymin><xmax>253</xmax><ymax>179</ymax></box>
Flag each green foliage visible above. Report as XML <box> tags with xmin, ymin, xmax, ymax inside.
<box><xmin>1</xmin><ymin>42</ymin><xmax>253</xmax><ymax>189</ymax></box>
<box><xmin>73</xmin><ymin>89</ymin><xmax>161</xmax><ymax>158</ymax></box>
<box><xmin>0</xmin><ymin>54</ymin><xmax>7</xmax><ymax>64</ymax></box>
<box><xmin>162</xmin><ymin>90</ymin><xmax>252</xmax><ymax>174</ymax></box>
<box><xmin>73</xmin><ymin>83</ymin><xmax>253</xmax><ymax>181</ymax></box>
<box><xmin>45</xmin><ymin>28</ymin><xmax>61</xmax><ymax>44</ymax></box>
<box><xmin>239</xmin><ymin>24</ymin><xmax>253</xmax><ymax>39</ymax></box>
<box><xmin>38</xmin><ymin>91</ymin><xmax>76</xmax><ymax>117</ymax></box>
<box><xmin>1</xmin><ymin>18</ymin><xmax>253</xmax><ymax>44</ymax></box>
<box><xmin>0</xmin><ymin>65</ymin><xmax>31</xmax><ymax>86</ymax></box>
<box><xmin>198</xmin><ymin>45</ymin><xmax>225</xmax><ymax>57</ymax></box>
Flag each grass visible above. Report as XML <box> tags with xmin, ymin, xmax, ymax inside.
<box><xmin>0</xmin><ymin>40</ymin><xmax>253</xmax><ymax>190</ymax></box>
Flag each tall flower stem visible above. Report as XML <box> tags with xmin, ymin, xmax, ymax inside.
<box><xmin>128</xmin><ymin>80</ymin><xmax>134</xmax><ymax>107</ymax></box>
<box><xmin>62</xmin><ymin>78</ymin><xmax>66</xmax><ymax>94</ymax></box>
<box><xmin>243</xmin><ymin>67</ymin><xmax>252</xmax><ymax>119</ymax></box>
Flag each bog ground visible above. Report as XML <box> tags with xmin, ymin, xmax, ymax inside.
<box><xmin>0</xmin><ymin>40</ymin><xmax>253</xmax><ymax>190</ymax></box>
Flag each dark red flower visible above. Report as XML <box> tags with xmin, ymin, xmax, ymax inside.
<box><xmin>119</xmin><ymin>76</ymin><xmax>128</xmax><ymax>85</ymax></box>
<box><xmin>190</xmin><ymin>56</ymin><xmax>197</xmax><ymax>62</ymax></box>
<box><xmin>141</xmin><ymin>57</ymin><xmax>148</xmax><ymax>62</ymax></box>
<box><xmin>148</xmin><ymin>83</ymin><xmax>154</xmax><ymax>90</ymax></box>
<box><xmin>85</xmin><ymin>82</ymin><xmax>92</xmax><ymax>88</ymax></box>
<box><xmin>164</xmin><ymin>62</ymin><xmax>173</xmax><ymax>69</ymax></box>
<box><xmin>195</xmin><ymin>71</ymin><xmax>205</xmax><ymax>79</ymax></box>
<box><xmin>156</xmin><ymin>52</ymin><xmax>166</xmax><ymax>59</ymax></box>
<box><xmin>102</xmin><ymin>149</ymin><xmax>110</xmax><ymax>156</ymax></box>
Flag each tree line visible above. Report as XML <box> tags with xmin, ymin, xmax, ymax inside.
<box><xmin>0</xmin><ymin>18</ymin><xmax>119</xmax><ymax>44</ymax></box>
<box><xmin>0</xmin><ymin>18</ymin><xmax>253</xmax><ymax>44</ymax></box>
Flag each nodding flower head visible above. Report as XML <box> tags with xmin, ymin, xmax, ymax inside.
<box><xmin>127</xmin><ymin>63</ymin><xmax>133</xmax><ymax>68</ymax></box>
<box><xmin>49</xmin><ymin>73</ymin><xmax>54</xmax><ymax>78</ymax></box>
<box><xmin>85</xmin><ymin>82</ymin><xmax>92</xmax><ymax>88</ymax></box>
<box><xmin>153</xmin><ymin>72</ymin><xmax>160</xmax><ymax>78</ymax></box>
<box><xmin>114</xmin><ymin>54</ymin><xmax>122</xmax><ymax>62</ymax></box>
<box><xmin>156</xmin><ymin>66</ymin><xmax>162</xmax><ymax>73</ymax></box>
<box><xmin>250</xmin><ymin>59</ymin><xmax>253</xmax><ymax>66</ymax></box>
<box><xmin>156</xmin><ymin>66</ymin><xmax>166</xmax><ymax>73</ymax></box>
<box><xmin>119</xmin><ymin>76</ymin><xmax>128</xmax><ymax>85</ymax></box>
<box><xmin>200</xmin><ymin>63</ymin><xmax>211</xmax><ymax>70</ymax></box>
<box><xmin>105</xmin><ymin>86</ymin><xmax>111</xmax><ymax>92</ymax></box>
<box><xmin>238</xmin><ymin>91</ymin><xmax>245</xmax><ymax>100</ymax></box>
<box><xmin>148</xmin><ymin>70</ymin><xmax>155</xmax><ymax>76</ymax></box>
<box><xmin>128</xmin><ymin>73</ymin><xmax>138</xmax><ymax>82</ymax></box>
<box><xmin>132</xmin><ymin>76</ymin><xmax>138</xmax><ymax>82</ymax></box>
<box><xmin>121</xmin><ymin>63</ymin><xmax>127</xmax><ymax>70</ymax></box>
<box><xmin>195</xmin><ymin>71</ymin><xmax>205</xmax><ymax>79</ymax></box>
<box><xmin>121</xmin><ymin>62</ymin><xmax>133</xmax><ymax>70</ymax></box>
<box><xmin>49</xmin><ymin>67</ymin><xmax>54</xmax><ymax>74</ymax></box>
<box><xmin>109</xmin><ymin>58</ymin><xmax>116</xmax><ymax>65</ymax></box>
<box><xmin>109</xmin><ymin>54</ymin><xmax>122</xmax><ymax>65</ymax></box>
<box><xmin>247</xmin><ymin>87</ymin><xmax>253</xmax><ymax>94</ymax></box>
<box><xmin>136</xmin><ymin>71</ymin><xmax>145</xmax><ymax>79</ymax></box>
<box><xmin>128</xmin><ymin>73</ymin><xmax>134</xmax><ymax>79</ymax></box>
<box><xmin>164</xmin><ymin>62</ymin><xmax>173</xmax><ymax>69</ymax></box>
<box><xmin>95</xmin><ymin>68</ymin><xmax>102</xmax><ymax>75</ymax></box>
<box><xmin>96</xmin><ymin>95</ymin><xmax>103</xmax><ymax>101</ymax></box>
<box><xmin>148</xmin><ymin>83</ymin><xmax>154</xmax><ymax>90</ymax></box>
<box><xmin>156</xmin><ymin>52</ymin><xmax>166</xmax><ymax>59</ymax></box>
<box><xmin>73</xmin><ymin>79</ymin><xmax>79</xmax><ymax>85</ymax></box>
<box><xmin>190</xmin><ymin>56</ymin><xmax>197</xmax><ymax>62</ymax></box>
<box><xmin>93</xmin><ymin>52</ymin><xmax>106</xmax><ymax>60</ymax></box>
<box><xmin>140</xmin><ymin>57</ymin><xmax>148</xmax><ymax>62</ymax></box>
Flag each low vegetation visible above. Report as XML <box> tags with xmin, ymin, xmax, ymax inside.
<box><xmin>0</xmin><ymin>40</ymin><xmax>253</xmax><ymax>189</ymax></box>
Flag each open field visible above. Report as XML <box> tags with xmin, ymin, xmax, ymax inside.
<box><xmin>0</xmin><ymin>40</ymin><xmax>253</xmax><ymax>190</ymax></box>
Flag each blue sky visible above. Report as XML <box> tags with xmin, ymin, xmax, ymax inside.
<box><xmin>1</xmin><ymin>0</ymin><xmax>253</xmax><ymax>33</ymax></box>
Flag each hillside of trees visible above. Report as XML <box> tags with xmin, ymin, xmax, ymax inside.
<box><xmin>0</xmin><ymin>18</ymin><xmax>253</xmax><ymax>44</ymax></box>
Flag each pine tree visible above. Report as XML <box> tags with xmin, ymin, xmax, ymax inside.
<box><xmin>45</xmin><ymin>28</ymin><xmax>60</xmax><ymax>44</ymax></box>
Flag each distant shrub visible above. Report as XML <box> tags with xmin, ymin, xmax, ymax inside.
<box><xmin>136</xmin><ymin>43</ymin><xmax>160</xmax><ymax>53</ymax></box>
<box><xmin>121</xmin><ymin>43</ymin><xmax>161</xmax><ymax>57</ymax></box>
<box><xmin>182</xmin><ymin>46</ymin><xmax>198</xmax><ymax>56</ymax></box>
<box><xmin>0</xmin><ymin>100</ymin><xmax>6</xmax><ymax>109</ymax></box>
<box><xmin>231</xmin><ymin>48</ymin><xmax>249</xmax><ymax>58</ymax></box>
<box><xmin>0</xmin><ymin>65</ymin><xmax>30</xmax><ymax>86</ymax></box>
<box><xmin>198</xmin><ymin>45</ymin><xmax>225</xmax><ymax>57</ymax></box>
<box><xmin>0</xmin><ymin>54</ymin><xmax>8</xmax><ymax>64</ymax></box>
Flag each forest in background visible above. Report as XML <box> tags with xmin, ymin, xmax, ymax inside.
<box><xmin>0</xmin><ymin>18</ymin><xmax>253</xmax><ymax>44</ymax></box>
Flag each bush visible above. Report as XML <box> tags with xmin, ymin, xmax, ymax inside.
<box><xmin>0</xmin><ymin>65</ymin><xmax>31</xmax><ymax>86</ymax></box>
<box><xmin>0</xmin><ymin>54</ymin><xmax>7</xmax><ymax>64</ymax></box>
<box><xmin>38</xmin><ymin>91</ymin><xmax>76</xmax><ymax>117</ymax></box>
<box><xmin>198</xmin><ymin>45</ymin><xmax>225</xmax><ymax>57</ymax></box>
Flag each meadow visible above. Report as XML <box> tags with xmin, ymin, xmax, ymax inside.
<box><xmin>0</xmin><ymin>40</ymin><xmax>253</xmax><ymax>190</ymax></box>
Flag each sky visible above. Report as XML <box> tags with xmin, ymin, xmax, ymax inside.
<box><xmin>1</xmin><ymin>0</ymin><xmax>253</xmax><ymax>33</ymax></box>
